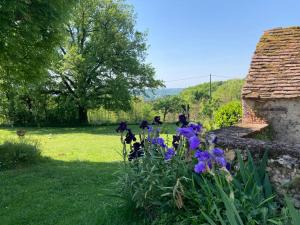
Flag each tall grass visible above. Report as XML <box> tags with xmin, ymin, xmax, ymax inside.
<box><xmin>0</xmin><ymin>139</ymin><xmax>42</xmax><ymax>170</ymax></box>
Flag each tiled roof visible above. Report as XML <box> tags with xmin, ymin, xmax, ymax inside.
<box><xmin>242</xmin><ymin>26</ymin><xmax>300</xmax><ymax>99</ymax></box>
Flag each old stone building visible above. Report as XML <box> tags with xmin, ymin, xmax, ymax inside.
<box><xmin>242</xmin><ymin>26</ymin><xmax>300</xmax><ymax>144</ymax></box>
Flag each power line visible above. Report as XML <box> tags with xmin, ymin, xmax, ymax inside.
<box><xmin>164</xmin><ymin>74</ymin><xmax>243</xmax><ymax>83</ymax></box>
<box><xmin>164</xmin><ymin>75</ymin><xmax>209</xmax><ymax>83</ymax></box>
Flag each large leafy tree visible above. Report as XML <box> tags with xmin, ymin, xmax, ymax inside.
<box><xmin>50</xmin><ymin>0</ymin><xmax>163</xmax><ymax>123</ymax></box>
<box><xmin>0</xmin><ymin>0</ymin><xmax>75</xmax><ymax>80</ymax></box>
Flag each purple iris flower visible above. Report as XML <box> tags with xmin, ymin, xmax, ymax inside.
<box><xmin>153</xmin><ymin>116</ymin><xmax>163</xmax><ymax>125</ymax></box>
<box><xmin>116</xmin><ymin>121</ymin><xmax>127</xmax><ymax>133</ymax></box>
<box><xmin>124</xmin><ymin>129</ymin><xmax>136</xmax><ymax>144</ymax></box>
<box><xmin>215</xmin><ymin>156</ymin><xmax>227</xmax><ymax>167</ymax></box>
<box><xmin>194</xmin><ymin>150</ymin><xmax>211</xmax><ymax>161</ymax></box>
<box><xmin>194</xmin><ymin>150</ymin><xmax>202</xmax><ymax>159</ymax></box>
<box><xmin>172</xmin><ymin>135</ymin><xmax>180</xmax><ymax>149</ymax></box>
<box><xmin>139</xmin><ymin>120</ymin><xmax>149</xmax><ymax>129</ymax></box>
<box><xmin>176</xmin><ymin>114</ymin><xmax>189</xmax><ymax>127</ymax></box>
<box><xmin>212</xmin><ymin>148</ymin><xmax>224</xmax><ymax>157</ymax></box>
<box><xmin>164</xmin><ymin>148</ymin><xmax>175</xmax><ymax>160</ymax></box>
<box><xmin>152</xmin><ymin>137</ymin><xmax>166</xmax><ymax>148</ymax></box>
<box><xmin>188</xmin><ymin>135</ymin><xmax>200</xmax><ymax>150</ymax></box>
<box><xmin>128</xmin><ymin>142</ymin><xmax>144</xmax><ymax>161</ymax></box>
<box><xmin>177</xmin><ymin>127</ymin><xmax>195</xmax><ymax>138</ymax></box>
<box><xmin>189</xmin><ymin>123</ymin><xmax>202</xmax><ymax>134</ymax></box>
<box><xmin>194</xmin><ymin>161</ymin><xmax>206</xmax><ymax>174</ymax></box>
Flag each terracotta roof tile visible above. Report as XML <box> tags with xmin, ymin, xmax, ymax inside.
<box><xmin>242</xmin><ymin>26</ymin><xmax>300</xmax><ymax>99</ymax></box>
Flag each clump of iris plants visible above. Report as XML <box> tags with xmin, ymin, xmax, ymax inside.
<box><xmin>116</xmin><ymin>115</ymin><xmax>230</xmax><ymax>175</ymax></box>
<box><xmin>116</xmin><ymin>116</ymin><xmax>286</xmax><ymax>225</ymax></box>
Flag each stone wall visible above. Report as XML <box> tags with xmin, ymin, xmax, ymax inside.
<box><xmin>242</xmin><ymin>98</ymin><xmax>300</xmax><ymax>144</ymax></box>
<box><xmin>207</xmin><ymin>126</ymin><xmax>300</xmax><ymax>208</ymax></box>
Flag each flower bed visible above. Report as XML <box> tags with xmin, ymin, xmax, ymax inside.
<box><xmin>116</xmin><ymin>115</ymin><xmax>299</xmax><ymax>224</ymax></box>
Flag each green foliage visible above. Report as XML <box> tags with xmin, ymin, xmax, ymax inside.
<box><xmin>0</xmin><ymin>139</ymin><xmax>42</xmax><ymax>170</ymax></box>
<box><xmin>153</xmin><ymin>96</ymin><xmax>184</xmax><ymax>121</ymax></box>
<box><xmin>0</xmin><ymin>0</ymin><xmax>75</xmax><ymax>81</ymax></box>
<box><xmin>89</xmin><ymin>99</ymin><xmax>155</xmax><ymax>124</ymax></box>
<box><xmin>251</xmin><ymin>126</ymin><xmax>275</xmax><ymax>141</ymax></box>
<box><xmin>212</xmin><ymin>79</ymin><xmax>244</xmax><ymax>103</ymax></box>
<box><xmin>285</xmin><ymin>197</ymin><xmax>300</xmax><ymax>225</ymax></box>
<box><xmin>214</xmin><ymin>100</ymin><xmax>242</xmax><ymax>128</ymax></box>
<box><xmin>180</xmin><ymin>81</ymin><xmax>223</xmax><ymax>102</ymax></box>
<box><xmin>177</xmin><ymin>79</ymin><xmax>244</xmax><ymax>130</ymax></box>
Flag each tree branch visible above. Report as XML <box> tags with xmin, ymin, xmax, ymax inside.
<box><xmin>67</xmin><ymin>24</ymin><xmax>75</xmax><ymax>43</ymax></box>
<box><xmin>60</xmin><ymin>45</ymin><xmax>67</xmax><ymax>55</ymax></box>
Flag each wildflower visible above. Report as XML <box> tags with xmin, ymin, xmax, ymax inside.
<box><xmin>164</xmin><ymin>148</ymin><xmax>175</xmax><ymax>160</ymax></box>
<box><xmin>177</xmin><ymin>127</ymin><xmax>195</xmax><ymax>138</ymax></box>
<box><xmin>189</xmin><ymin>123</ymin><xmax>202</xmax><ymax>134</ymax></box>
<box><xmin>188</xmin><ymin>135</ymin><xmax>200</xmax><ymax>150</ymax></box>
<box><xmin>172</xmin><ymin>135</ymin><xmax>180</xmax><ymax>149</ymax></box>
<box><xmin>124</xmin><ymin>129</ymin><xmax>136</xmax><ymax>144</ymax></box>
<box><xmin>212</xmin><ymin>148</ymin><xmax>224</xmax><ymax>157</ymax></box>
<box><xmin>194</xmin><ymin>150</ymin><xmax>210</xmax><ymax>161</ymax></box>
<box><xmin>139</xmin><ymin>120</ymin><xmax>149</xmax><ymax>129</ymax></box>
<box><xmin>116</xmin><ymin>121</ymin><xmax>127</xmax><ymax>133</ymax></box>
<box><xmin>215</xmin><ymin>156</ymin><xmax>227</xmax><ymax>167</ymax></box>
<box><xmin>128</xmin><ymin>142</ymin><xmax>144</xmax><ymax>161</ymax></box>
<box><xmin>152</xmin><ymin>137</ymin><xmax>166</xmax><ymax>148</ymax></box>
<box><xmin>194</xmin><ymin>161</ymin><xmax>206</xmax><ymax>174</ymax></box>
<box><xmin>153</xmin><ymin>116</ymin><xmax>163</xmax><ymax>125</ymax></box>
<box><xmin>176</xmin><ymin>114</ymin><xmax>189</xmax><ymax>127</ymax></box>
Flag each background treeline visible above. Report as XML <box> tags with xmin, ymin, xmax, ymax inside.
<box><xmin>0</xmin><ymin>0</ymin><xmax>244</xmax><ymax>128</ymax></box>
<box><xmin>88</xmin><ymin>79</ymin><xmax>244</xmax><ymax>130</ymax></box>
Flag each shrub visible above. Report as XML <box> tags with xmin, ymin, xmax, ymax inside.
<box><xmin>0</xmin><ymin>139</ymin><xmax>42</xmax><ymax>170</ymax></box>
<box><xmin>116</xmin><ymin>116</ymin><xmax>286</xmax><ymax>224</ymax></box>
<box><xmin>214</xmin><ymin>100</ymin><xmax>242</xmax><ymax>128</ymax></box>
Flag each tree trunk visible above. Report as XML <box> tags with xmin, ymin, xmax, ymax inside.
<box><xmin>78</xmin><ymin>106</ymin><xmax>88</xmax><ymax>124</ymax></box>
<box><xmin>163</xmin><ymin>110</ymin><xmax>168</xmax><ymax>122</ymax></box>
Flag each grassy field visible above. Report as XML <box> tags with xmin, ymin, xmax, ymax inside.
<box><xmin>0</xmin><ymin>124</ymin><xmax>176</xmax><ymax>225</ymax></box>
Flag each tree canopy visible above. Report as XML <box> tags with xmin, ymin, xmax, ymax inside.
<box><xmin>0</xmin><ymin>0</ymin><xmax>75</xmax><ymax>80</ymax></box>
<box><xmin>48</xmin><ymin>0</ymin><xmax>163</xmax><ymax>123</ymax></box>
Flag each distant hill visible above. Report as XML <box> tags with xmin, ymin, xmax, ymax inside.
<box><xmin>142</xmin><ymin>79</ymin><xmax>244</xmax><ymax>102</ymax></box>
<box><xmin>180</xmin><ymin>79</ymin><xmax>245</xmax><ymax>103</ymax></box>
<box><xmin>143</xmin><ymin>88</ymin><xmax>183</xmax><ymax>101</ymax></box>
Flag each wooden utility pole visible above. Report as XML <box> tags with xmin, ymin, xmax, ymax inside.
<box><xmin>209</xmin><ymin>73</ymin><xmax>212</xmax><ymax>100</ymax></box>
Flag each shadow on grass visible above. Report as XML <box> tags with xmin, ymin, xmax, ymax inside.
<box><xmin>0</xmin><ymin>123</ymin><xmax>177</xmax><ymax>136</ymax></box>
<box><xmin>0</xmin><ymin>126</ymin><xmax>122</xmax><ymax>136</ymax></box>
<box><xmin>0</xmin><ymin>159</ymin><xmax>143</xmax><ymax>225</ymax></box>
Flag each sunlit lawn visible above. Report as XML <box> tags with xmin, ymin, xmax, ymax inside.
<box><xmin>0</xmin><ymin>124</ymin><xmax>176</xmax><ymax>225</ymax></box>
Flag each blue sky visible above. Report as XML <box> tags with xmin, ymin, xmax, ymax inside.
<box><xmin>127</xmin><ymin>0</ymin><xmax>300</xmax><ymax>88</ymax></box>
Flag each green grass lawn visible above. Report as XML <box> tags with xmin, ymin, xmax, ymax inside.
<box><xmin>0</xmin><ymin>124</ymin><xmax>176</xmax><ymax>225</ymax></box>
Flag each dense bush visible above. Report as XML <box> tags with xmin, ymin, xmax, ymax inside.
<box><xmin>116</xmin><ymin>116</ymin><xmax>297</xmax><ymax>224</ymax></box>
<box><xmin>0</xmin><ymin>139</ymin><xmax>42</xmax><ymax>170</ymax></box>
<box><xmin>214</xmin><ymin>100</ymin><xmax>242</xmax><ymax>128</ymax></box>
